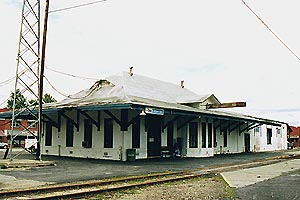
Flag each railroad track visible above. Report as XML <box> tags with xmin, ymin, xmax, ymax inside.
<box><xmin>0</xmin><ymin>171</ymin><xmax>201</xmax><ymax>199</ymax></box>
<box><xmin>0</xmin><ymin>155</ymin><xmax>296</xmax><ymax>199</ymax></box>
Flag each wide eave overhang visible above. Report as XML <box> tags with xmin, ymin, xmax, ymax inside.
<box><xmin>0</xmin><ymin>101</ymin><xmax>284</xmax><ymax>127</ymax></box>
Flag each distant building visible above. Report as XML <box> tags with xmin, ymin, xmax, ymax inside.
<box><xmin>288</xmin><ymin>126</ymin><xmax>300</xmax><ymax>147</ymax></box>
<box><xmin>0</xmin><ymin>108</ymin><xmax>38</xmax><ymax>147</ymax></box>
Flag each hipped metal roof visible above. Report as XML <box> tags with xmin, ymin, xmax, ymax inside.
<box><xmin>1</xmin><ymin>72</ymin><xmax>285</xmax><ymax>126</ymax></box>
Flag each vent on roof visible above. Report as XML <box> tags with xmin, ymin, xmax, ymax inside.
<box><xmin>180</xmin><ymin>80</ymin><xmax>184</xmax><ymax>88</ymax></box>
<box><xmin>129</xmin><ymin>66</ymin><xmax>133</xmax><ymax>76</ymax></box>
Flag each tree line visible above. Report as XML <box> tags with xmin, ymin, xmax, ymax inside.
<box><xmin>7</xmin><ymin>89</ymin><xmax>57</xmax><ymax>109</ymax></box>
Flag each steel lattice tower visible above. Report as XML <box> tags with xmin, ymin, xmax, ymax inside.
<box><xmin>10</xmin><ymin>0</ymin><xmax>41</xmax><ymax>161</ymax></box>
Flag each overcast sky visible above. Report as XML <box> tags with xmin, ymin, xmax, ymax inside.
<box><xmin>1</xmin><ymin>0</ymin><xmax>300</xmax><ymax>125</ymax></box>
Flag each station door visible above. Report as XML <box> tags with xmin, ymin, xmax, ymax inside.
<box><xmin>147</xmin><ymin>115</ymin><xmax>162</xmax><ymax>157</ymax></box>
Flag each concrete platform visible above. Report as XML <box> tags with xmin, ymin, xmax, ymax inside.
<box><xmin>0</xmin><ymin>148</ymin><xmax>55</xmax><ymax>169</ymax></box>
<box><xmin>0</xmin><ymin>159</ymin><xmax>55</xmax><ymax>169</ymax></box>
<box><xmin>221</xmin><ymin>159</ymin><xmax>300</xmax><ymax>188</ymax></box>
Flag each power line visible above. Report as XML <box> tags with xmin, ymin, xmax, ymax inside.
<box><xmin>44</xmin><ymin>76</ymin><xmax>70</xmax><ymax>98</ymax></box>
<box><xmin>0</xmin><ymin>77</ymin><xmax>15</xmax><ymax>87</ymax></box>
<box><xmin>241</xmin><ymin>0</ymin><xmax>300</xmax><ymax>62</ymax></box>
<box><xmin>0</xmin><ymin>68</ymin><xmax>30</xmax><ymax>88</ymax></box>
<box><xmin>49</xmin><ymin>0</ymin><xmax>108</xmax><ymax>13</ymax></box>
<box><xmin>1</xmin><ymin>67</ymin><xmax>97</xmax><ymax>107</ymax></box>
<box><xmin>0</xmin><ymin>97</ymin><xmax>10</xmax><ymax>108</ymax></box>
<box><xmin>44</xmin><ymin>75</ymin><xmax>99</xmax><ymax>100</ymax></box>
<box><xmin>45</xmin><ymin>66</ymin><xmax>98</xmax><ymax>81</ymax></box>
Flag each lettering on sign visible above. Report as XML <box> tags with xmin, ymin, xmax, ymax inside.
<box><xmin>145</xmin><ymin>107</ymin><xmax>164</xmax><ymax>115</ymax></box>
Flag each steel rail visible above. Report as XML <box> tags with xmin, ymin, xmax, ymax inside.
<box><xmin>31</xmin><ymin>174</ymin><xmax>199</xmax><ymax>199</ymax></box>
<box><xmin>1</xmin><ymin>154</ymin><xmax>297</xmax><ymax>199</ymax></box>
<box><xmin>0</xmin><ymin>171</ymin><xmax>181</xmax><ymax>198</ymax></box>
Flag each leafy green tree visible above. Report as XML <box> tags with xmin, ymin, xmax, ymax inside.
<box><xmin>7</xmin><ymin>89</ymin><xmax>27</xmax><ymax>109</ymax></box>
<box><xmin>29</xmin><ymin>99</ymin><xmax>38</xmax><ymax>106</ymax></box>
<box><xmin>7</xmin><ymin>91</ymin><xmax>57</xmax><ymax>110</ymax></box>
<box><xmin>43</xmin><ymin>93</ymin><xmax>57</xmax><ymax>103</ymax></box>
<box><xmin>27</xmin><ymin>93</ymin><xmax>56</xmax><ymax>105</ymax></box>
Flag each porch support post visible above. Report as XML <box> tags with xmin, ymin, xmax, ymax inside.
<box><xmin>104</xmin><ymin>110</ymin><xmax>122</xmax><ymax>130</ymax></box>
<box><xmin>78</xmin><ymin>110</ymin><xmax>101</xmax><ymax>131</ymax></box>
<box><xmin>229</xmin><ymin>121</ymin><xmax>242</xmax><ymax>134</ymax></box>
<box><xmin>127</xmin><ymin>114</ymin><xmax>140</xmax><ymax>127</ymax></box>
<box><xmin>60</xmin><ymin>110</ymin><xmax>79</xmax><ymax>131</ymax></box>
<box><xmin>247</xmin><ymin>123</ymin><xmax>262</xmax><ymax>132</ymax></box>
<box><xmin>43</xmin><ymin>114</ymin><xmax>59</xmax><ymax>129</ymax></box>
<box><xmin>240</xmin><ymin>122</ymin><xmax>256</xmax><ymax>133</ymax></box>
<box><xmin>162</xmin><ymin>115</ymin><xmax>182</xmax><ymax>131</ymax></box>
<box><xmin>177</xmin><ymin>116</ymin><xmax>198</xmax><ymax>131</ymax></box>
<box><xmin>214</xmin><ymin>119</ymin><xmax>222</xmax><ymax>130</ymax></box>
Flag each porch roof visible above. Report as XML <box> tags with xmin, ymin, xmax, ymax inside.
<box><xmin>0</xmin><ymin>72</ymin><xmax>286</xmax><ymax>126</ymax></box>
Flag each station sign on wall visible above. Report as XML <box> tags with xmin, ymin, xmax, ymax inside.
<box><xmin>145</xmin><ymin>107</ymin><xmax>164</xmax><ymax>115</ymax></box>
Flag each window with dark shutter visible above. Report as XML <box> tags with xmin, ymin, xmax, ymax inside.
<box><xmin>267</xmin><ymin>128</ymin><xmax>272</xmax><ymax>144</ymax></box>
<box><xmin>132</xmin><ymin>117</ymin><xmax>140</xmax><ymax>148</ymax></box>
<box><xmin>83</xmin><ymin>119</ymin><xmax>92</xmax><ymax>148</ymax></box>
<box><xmin>45</xmin><ymin>122</ymin><xmax>52</xmax><ymax>146</ymax></box>
<box><xmin>189</xmin><ymin>122</ymin><xmax>198</xmax><ymax>148</ymax></box>
<box><xmin>202</xmin><ymin>123</ymin><xmax>206</xmax><ymax>148</ymax></box>
<box><xmin>66</xmin><ymin>120</ymin><xmax>74</xmax><ymax>147</ymax></box>
<box><xmin>208</xmin><ymin>123</ymin><xmax>213</xmax><ymax>148</ymax></box>
<box><xmin>104</xmin><ymin>118</ymin><xmax>113</xmax><ymax>148</ymax></box>
<box><xmin>223</xmin><ymin>129</ymin><xmax>228</xmax><ymax>147</ymax></box>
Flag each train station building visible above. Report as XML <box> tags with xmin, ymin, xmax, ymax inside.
<box><xmin>0</xmin><ymin>71</ymin><xmax>289</xmax><ymax>161</ymax></box>
<box><xmin>36</xmin><ymin>71</ymin><xmax>288</xmax><ymax>161</ymax></box>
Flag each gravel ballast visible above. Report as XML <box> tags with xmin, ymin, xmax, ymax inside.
<box><xmin>96</xmin><ymin>175</ymin><xmax>234</xmax><ymax>200</ymax></box>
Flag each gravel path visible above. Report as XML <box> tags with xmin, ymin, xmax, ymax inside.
<box><xmin>97</xmin><ymin>175</ymin><xmax>232</xmax><ymax>200</ymax></box>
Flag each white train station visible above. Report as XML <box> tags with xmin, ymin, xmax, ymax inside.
<box><xmin>31</xmin><ymin>71</ymin><xmax>287</xmax><ymax>161</ymax></box>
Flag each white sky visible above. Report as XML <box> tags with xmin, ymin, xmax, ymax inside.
<box><xmin>1</xmin><ymin>0</ymin><xmax>300</xmax><ymax>125</ymax></box>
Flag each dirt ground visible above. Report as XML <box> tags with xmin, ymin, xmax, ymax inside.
<box><xmin>93</xmin><ymin>175</ymin><xmax>235</xmax><ymax>200</ymax></box>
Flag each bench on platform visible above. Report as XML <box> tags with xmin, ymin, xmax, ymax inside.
<box><xmin>161</xmin><ymin>146</ymin><xmax>174</xmax><ymax>157</ymax></box>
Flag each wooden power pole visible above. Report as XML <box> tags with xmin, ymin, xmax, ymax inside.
<box><xmin>37</xmin><ymin>0</ymin><xmax>50</xmax><ymax>160</ymax></box>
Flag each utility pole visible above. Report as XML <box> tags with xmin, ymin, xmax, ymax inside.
<box><xmin>37</xmin><ymin>0</ymin><xmax>50</xmax><ymax>160</ymax></box>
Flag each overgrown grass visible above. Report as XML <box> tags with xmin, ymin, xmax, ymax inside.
<box><xmin>214</xmin><ymin>174</ymin><xmax>237</xmax><ymax>199</ymax></box>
